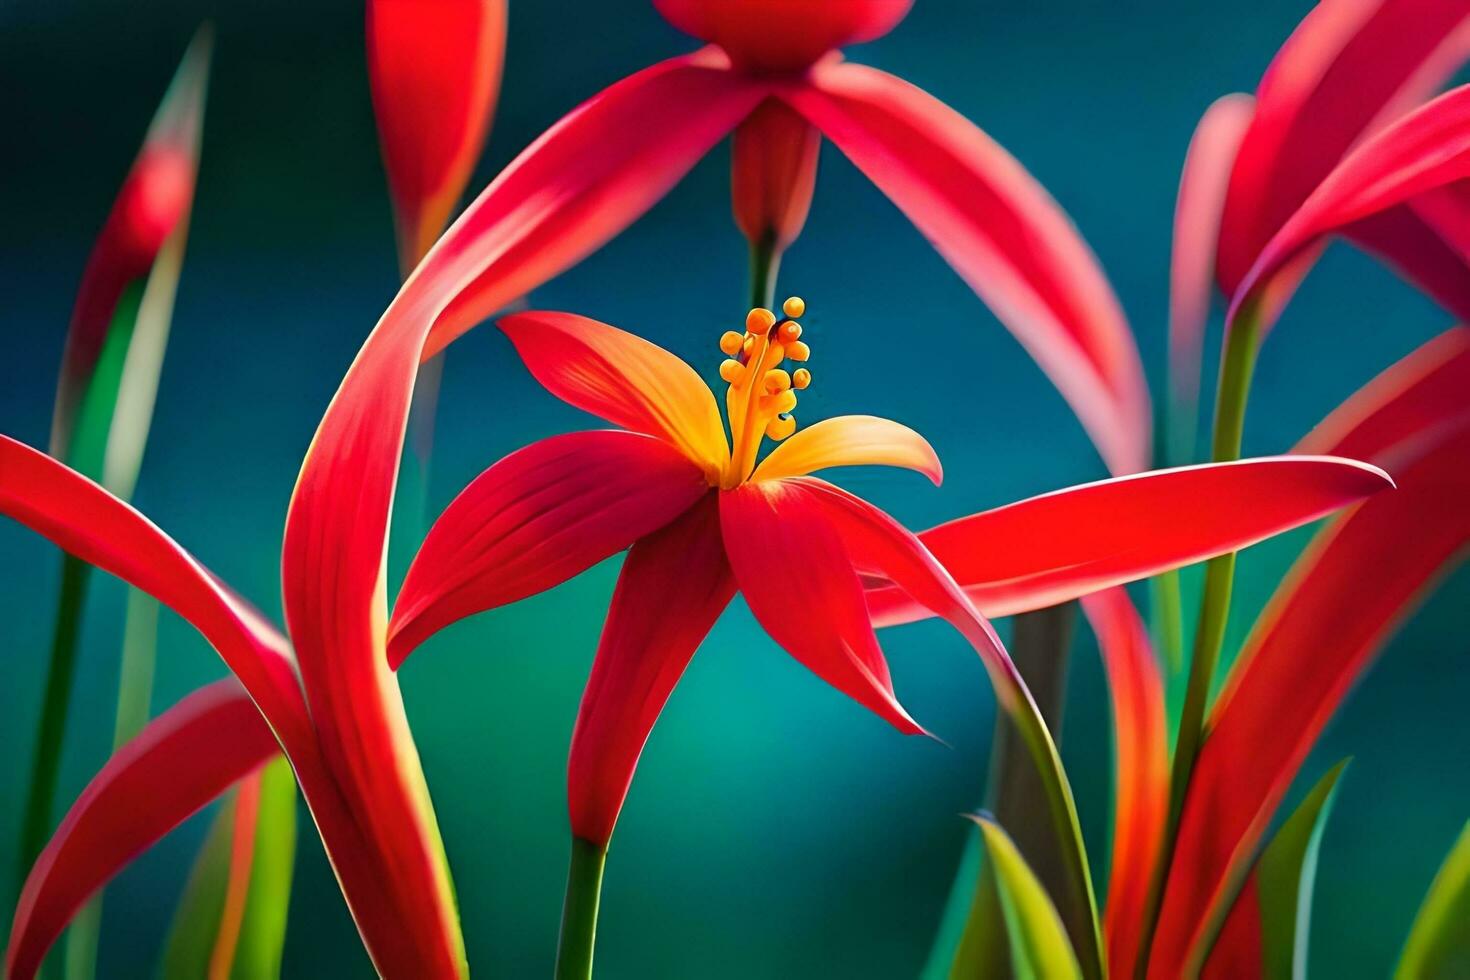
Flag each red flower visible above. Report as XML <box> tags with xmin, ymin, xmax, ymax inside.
<box><xmin>383</xmin><ymin>301</ymin><xmax>1388</xmax><ymax>978</ymax></box>
<box><xmin>1168</xmin><ymin>1</ymin><xmax>1470</xmax><ymax>411</ymax></box>
<box><xmin>2</xmin><ymin>299</ymin><xmax>1391</xmax><ymax>976</ymax></box>
<box><xmin>367</xmin><ymin>0</ymin><xmax>506</xmax><ymax>272</ymax></box>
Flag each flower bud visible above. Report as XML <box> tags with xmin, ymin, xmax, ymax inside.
<box><xmin>732</xmin><ymin>100</ymin><xmax>820</xmax><ymax>256</ymax></box>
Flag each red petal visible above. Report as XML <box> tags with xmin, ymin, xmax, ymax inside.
<box><xmin>1216</xmin><ymin>0</ymin><xmax>1470</xmax><ymax>292</ymax></box>
<box><xmin>497</xmin><ymin>311</ymin><xmax>730</xmax><ymax>477</ymax></box>
<box><xmin>1200</xmin><ymin>879</ymin><xmax>1264</xmax><ymax>980</ymax></box>
<box><xmin>0</xmin><ymin>436</ymin><xmax>307</xmax><ymax>747</ymax></box>
<box><xmin>1147</xmin><ymin>331</ymin><xmax>1470</xmax><ymax>977</ymax></box>
<box><xmin>784</xmin><ymin>61</ymin><xmax>1149</xmax><ymax>475</ymax></box>
<box><xmin>784</xmin><ymin>477</ymin><xmax>1105</xmax><ymax>973</ymax></box>
<box><xmin>51</xmin><ymin>32</ymin><xmax>208</xmax><ymax>461</ymax></box>
<box><xmin>389</xmin><ymin>430</ymin><xmax>709</xmax><ymax>666</ymax></box>
<box><xmin>367</xmin><ymin>0</ymin><xmax>505</xmax><ymax>270</ymax></box>
<box><xmin>0</xmin><ymin>438</ymin><xmax>462</xmax><ymax>976</ymax></box>
<box><xmin>653</xmin><ymin>0</ymin><xmax>912</xmax><ymax>73</ymax></box>
<box><xmin>867</xmin><ymin>455</ymin><xmax>1392</xmax><ymax>627</ymax></box>
<box><xmin>1230</xmin><ymin>83</ymin><xmax>1470</xmax><ymax>332</ymax></box>
<box><xmin>6</xmin><ymin>681</ymin><xmax>279</xmax><ymax>980</ymax></box>
<box><xmin>718</xmin><ymin>481</ymin><xmax>923</xmax><ymax>733</ymax></box>
<box><xmin>1080</xmin><ymin>589</ymin><xmax>1167</xmax><ymax>979</ymax></box>
<box><xmin>282</xmin><ymin>58</ymin><xmax>761</xmax><ymax>977</ymax></box>
<box><xmin>1169</xmin><ymin>94</ymin><xmax>1254</xmax><ymax>417</ymax></box>
<box><xmin>567</xmin><ymin>494</ymin><xmax>733</xmax><ymax>845</ymax></box>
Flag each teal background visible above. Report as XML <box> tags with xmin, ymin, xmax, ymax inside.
<box><xmin>2</xmin><ymin>1</ymin><xmax>1467</xmax><ymax>976</ymax></box>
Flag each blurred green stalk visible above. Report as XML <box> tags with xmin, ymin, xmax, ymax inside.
<box><xmin>929</xmin><ymin>602</ymin><xmax>1078</xmax><ymax>977</ymax></box>
<box><xmin>63</xmin><ymin>591</ymin><xmax>159</xmax><ymax>980</ymax></box>
<box><xmin>1135</xmin><ymin>300</ymin><xmax>1261</xmax><ymax>977</ymax></box>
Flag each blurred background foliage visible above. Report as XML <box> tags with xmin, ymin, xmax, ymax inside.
<box><xmin>1</xmin><ymin>0</ymin><xmax>1466</xmax><ymax>975</ymax></box>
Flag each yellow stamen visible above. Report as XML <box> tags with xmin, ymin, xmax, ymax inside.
<box><xmin>717</xmin><ymin>301</ymin><xmax>814</xmax><ymax>487</ymax></box>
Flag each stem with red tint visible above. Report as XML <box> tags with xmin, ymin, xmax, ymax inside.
<box><xmin>1135</xmin><ymin>299</ymin><xmax>1261</xmax><ymax>976</ymax></box>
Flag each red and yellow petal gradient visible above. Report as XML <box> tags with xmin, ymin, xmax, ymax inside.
<box><xmin>568</xmin><ymin>494</ymin><xmax>735</xmax><ymax>846</ymax></box>
<box><xmin>750</xmin><ymin>414</ymin><xmax>941</xmax><ymax>484</ymax></box>
<box><xmin>388</xmin><ymin>429</ymin><xmax>709</xmax><ymax>665</ymax></box>
<box><xmin>367</xmin><ymin>0</ymin><xmax>506</xmax><ymax>272</ymax></box>
<box><xmin>498</xmin><ymin>312</ymin><xmax>730</xmax><ymax>478</ymax></box>
<box><xmin>280</xmin><ymin>61</ymin><xmax>763</xmax><ymax>979</ymax></box>
<box><xmin>1078</xmin><ymin>588</ymin><xmax>1168</xmax><ymax>979</ymax></box>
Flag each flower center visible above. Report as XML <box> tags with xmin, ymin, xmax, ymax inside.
<box><xmin>717</xmin><ymin>296</ymin><xmax>812</xmax><ymax>488</ymax></box>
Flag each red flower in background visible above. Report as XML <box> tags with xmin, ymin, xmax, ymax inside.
<box><xmin>367</xmin><ymin>0</ymin><xmax>506</xmax><ymax>273</ymax></box>
<box><xmin>1169</xmin><ymin>0</ymin><xmax>1470</xmax><ymax>420</ymax></box>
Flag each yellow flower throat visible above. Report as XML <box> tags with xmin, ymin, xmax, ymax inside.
<box><xmin>717</xmin><ymin>296</ymin><xmax>811</xmax><ymax>489</ymax></box>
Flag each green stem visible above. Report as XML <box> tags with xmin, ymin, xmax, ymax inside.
<box><xmin>748</xmin><ymin>234</ymin><xmax>780</xmax><ymax>311</ymax></box>
<box><xmin>1150</xmin><ymin>571</ymin><xmax>1185</xmax><ymax>676</ymax></box>
<box><xmin>1134</xmin><ymin>302</ymin><xmax>1261</xmax><ymax>977</ymax></box>
<box><xmin>950</xmin><ymin>603</ymin><xmax>1077</xmax><ymax>977</ymax></box>
<box><xmin>555</xmin><ymin>837</ymin><xmax>607</xmax><ymax>980</ymax></box>
<box><xmin>19</xmin><ymin>555</ymin><xmax>93</xmax><ymax>890</ymax></box>
<box><xmin>63</xmin><ymin>590</ymin><xmax>159</xmax><ymax>980</ymax></box>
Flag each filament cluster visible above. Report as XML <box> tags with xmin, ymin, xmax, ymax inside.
<box><xmin>718</xmin><ymin>296</ymin><xmax>811</xmax><ymax>487</ymax></box>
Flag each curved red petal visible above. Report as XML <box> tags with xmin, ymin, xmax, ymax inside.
<box><xmin>6</xmin><ymin>681</ymin><xmax>279</xmax><ymax>980</ymax></box>
<box><xmin>1216</xmin><ymin>0</ymin><xmax>1470</xmax><ymax>292</ymax></box>
<box><xmin>52</xmin><ymin>32</ymin><xmax>208</xmax><ymax>461</ymax></box>
<box><xmin>0</xmin><ymin>436</ymin><xmax>307</xmax><ymax>747</ymax></box>
<box><xmin>1230</xmin><ymin>83</ymin><xmax>1470</xmax><ymax>332</ymax></box>
<box><xmin>1169</xmin><ymin>94</ymin><xmax>1254</xmax><ymax>418</ymax></box>
<box><xmin>367</xmin><ymin>0</ymin><xmax>505</xmax><ymax>270</ymax></box>
<box><xmin>867</xmin><ymin>455</ymin><xmax>1392</xmax><ymax>627</ymax></box>
<box><xmin>567</xmin><ymin>493</ymin><xmax>733</xmax><ymax>845</ymax></box>
<box><xmin>784</xmin><ymin>477</ymin><xmax>1105</xmax><ymax>974</ymax></box>
<box><xmin>653</xmin><ymin>0</ymin><xmax>912</xmax><ymax>73</ymax></box>
<box><xmin>497</xmin><ymin>311</ymin><xmax>729</xmax><ymax>477</ymax></box>
<box><xmin>1079</xmin><ymin>589</ymin><xmax>1167</xmax><ymax>979</ymax></box>
<box><xmin>1147</xmin><ymin>332</ymin><xmax>1470</xmax><ymax>977</ymax></box>
<box><xmin>718</xmin><ymin>481</ymin><xmax>922</xmax><ymax>733</ymax></box>
<box><xmin>389</xmin><ymin>430</ymin><xmax>709</xmax><ymax>666</ymax></box>
<box><xmin>284</xmin><ymin>59</ymin><xmax>761</xmax><ymax>979</ymax></box>
<box><xmin>785</xmin><ymin>61</ymin><xmax>1149</xmax><ymax>475</ymax></box>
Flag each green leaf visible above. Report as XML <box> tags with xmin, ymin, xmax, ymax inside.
<box><xmin>971</xmin><ymin>815</ymin><xmax>1082</xmax><ymax>980</ymax></box>
<box><xmin>160</xmin><ymin>794</ymin><xmax>237</xmax><ymax>979</ymax></box>
<box><xmin>158</xmin><ymin>759</ymin><xmax>297</xmax><ymax>980</ymax></box>
<box><xmin>1396</xmin><ymin>821</ymin><xmax>1470</xmax><ymax>979</ymax></box>
<box><xmin>1255</xmin><ymin>759</ymin><xmax>1350</xmax><ymax>979</ymax></box>
<box><xmin>230</xmin><ymin>757</ymin><xmax>296</xmax><ymax>979</ymax></box>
